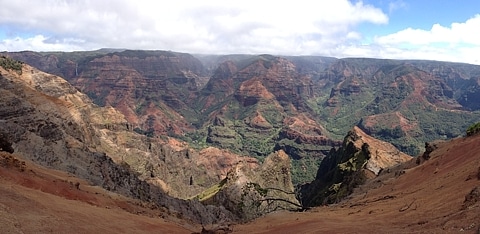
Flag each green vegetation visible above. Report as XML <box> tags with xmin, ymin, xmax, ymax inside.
<box><xmin>246</xmin><ymin>182</ymin><xmax>268</xmax><ymax>196</ymax></box>
<box><xmin>311</xmin><ymin>61</ymin><xmax>480</xmax><ymax>156</ymax></box>
<box><xmin>182</xmin><ymin>130</ymin><xmax>209</xmax><ymax>149</ymax></box>
<box><xmin>301</xmin><ymin>138</ymin><xmax>371</xmax><ymax>206</ymax></box>
<box><xmin>13</xmin><ymin>50</ymin><xmax>480</xmax><ymax>191</ymax></box>
<box><xmin>290</xmin><ymin>157</ymin><xmax>321</xmax><ymax>185</ymax></box>
<box><xmin>133</xmin><ymin>127</ymin><xmax>155</xmax><ymax>138</ymax></box>
<box><xmin>151</xmin><ymin>57</ymin><xmax>480</xmax><ymax>188</ymax></box>
<box><xmin>234</xmin><ymin>54</ymin><xmax>277</xmax><ymax>71</ymax></box>
<box><xmin>466</xmin><ymin>122</ymin><xmax>480</xmax><ymax>136</ymax></box>
<box><xmin>190</xmin><ymin>60</ymin><xmax>480</xmax><ymax>185</ymax></box>
<box><xmin>192</xmin><ymin>178</ymin><xmax>227</xmax><ymax>201</ymax></box>
<box><xmin>0</xmin><ymin>56</ymin><xmax>23</xmax><ymax>74</ymax></box>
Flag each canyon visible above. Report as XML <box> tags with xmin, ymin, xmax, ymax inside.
<box><xmin>1</xmin><ymin>51</ymin><xmax>480</xmax><ymax>233</ymax></box>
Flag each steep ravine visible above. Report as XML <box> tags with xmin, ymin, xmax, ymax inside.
<box><xmin>6</xmin><ymin>50</ymin><xmax>480</xmax><ymax>186</ymax></box>
<box><xmin>0</xmin><ymin>57</ymin><xmax>301</xmax><ymax>225</ymax></box>
<box><xmin>300</xmin><ymin>126</ymin><xmax>411</xmax><ymax>207</ymax></box>
<box><xmin>0</xmin><ymin>60</ymin><xmax>238</xmax><ymax>225</ymax></box>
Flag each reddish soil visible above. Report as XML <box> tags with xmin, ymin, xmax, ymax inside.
<box><xmin>1</xmin><ymin>132</ymin><xmax>480</xmax><ymax>233</ymax></box>
<box><xmin>233</xmin><ymin>134</ymin><xmax>480</xmax><ymax>233</ymax></box>
<box><xmin>0</xmin><ymin>153</ymin><xmax>198</xmax><ymax>234</ymax></box>
<box><xmin>238</xmin><ymin>79</ymin><xmax>275</xmax><ymax>100</ymax></box>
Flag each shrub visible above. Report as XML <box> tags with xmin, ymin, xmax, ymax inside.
<box><xmin>466</xmin><ymin>122</ymin><xmax>480</xmax><ymax>136</ymax></box>
<box><xmin>0</xmin><ymin>56</ymin><xmax>23</xmax><ymax>74</ymax></box>
<box><xmin>0</xmin><ymin>133</ymin><xmax>14</xmax><ymax>153</ymax></box>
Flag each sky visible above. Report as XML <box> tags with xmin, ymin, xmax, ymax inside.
<box><xmin>1</xmin><ymin>0</ymin><xmax>479</xmax><ymax>64</ymax></box>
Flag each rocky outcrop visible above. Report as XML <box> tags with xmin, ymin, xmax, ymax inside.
<box><xmin>459</xmin><ymin>77</ymin><xmax>480</xmax><ymax>110</ymax></box>
<box><xmin>275</xmin><ymin>116</ymin><xmax>341</xmax><ymax>160</ymax></box>
<box><xmin>416</xmin><ymin>141</ymin><xmax>438</xmax><ymax>164</ymax></box>
<box><xmin>300</xmin><ymin>127</ymin><xmax>410</xmax><ymax>207</ymax></box>
<box><xmin>350</xmin><ymin>126</ymin><xmax>412</xmax><ymax>175</ymax></box>
<box><xmin>322</xmin><ymin>60</ymin><xmax>480</xmax><ymax>156</ymax></box>
<box><xmin>0</xmin><ymin>61</ymin><xmax>240</xmax><ymax>225</ymax></box>
<box><xmin>199</xmin><ymin>55</ymin><xmax>314</xmax><ymax>110</ymax></box>
<box><xmin>198</xmin><ymin>150</ymin><xmax>300</xmax><ymax>221</ymax></box>
<box><xmin>326</xmin><ymin>77</ymin><xmax>362</xmax><ymax>107</ymax></box>
<box><xmin>6</xmin><ymin>50</ymin><xmax>480</xmax><ymax>187</ymax></box>
<box><xmin>199</xmin><ymin>56</ymin><xmax>334</xmax><ymax>172</ymax></box>
<box><xmin>2</xmin><ymin>50</ymin><xmax>208</xmax><ymax>136</ymax></box>
<box><xmin>0</xmin><ymin>152</ymin><xmax>26</xmax><ymax>171</ymax></box>
<box><xmin>462</xmin><ymin>186</ymin><xmax>480</xmax><ymax>210</ymax></box>
<box><xmin>1</xmin><ymin>59</ymin><xmax>257</xmax><ymax>199</ymax></box>
<box><xmin>72</xmin><ymin>51</ymin><xmax>207</xmax><ymax>136</ymax></box>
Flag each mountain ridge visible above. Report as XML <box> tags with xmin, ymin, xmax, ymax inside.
<box><xmin>0</xmin><ymin>57</ymin><xmax>308</xmax><ymax>228</ymax></box>
<box><xmin>3</xmin><ymin>50</ymin><xmax>480</xmax><ymax>184</ymax></box>
<box><xmin>0</xmin><ymin>59</ymin><xmax>240</xmax><ymax>225</ymax></box>
<box><xmin>1</xmin><ymin>54</ymin><xmax>479</xmax><ymax>232</ymax></box>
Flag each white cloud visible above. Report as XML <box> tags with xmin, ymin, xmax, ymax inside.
<box><xmin>0</xmin><ymin>35</ymin><xmax>89</xmax><ymax>52</ymax></box>
<box><xmin>2</xmin><ymin>0</ymin><xmax>477</xmax><ymax>65</ymax></box>
<box><xmin>366</xmin><ymin>14</ymin><xmax>480</xmax><ymax>64</ymax></box>
<box><xmin>0</xmin><ymin>0</ymin><xmax>387</xmax><ymax>54</ymax></box>
<box><xmin>374</xmin><ymin>15</ymin><xmax>480</xmax><ymax>46</ymax></box>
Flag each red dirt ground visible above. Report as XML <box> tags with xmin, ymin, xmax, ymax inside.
<box><xmin>1</xmin><ymin>133</ymin><xmax>479</xmax><ymax>233</ymax></box>
<box><xmin>0</xmin><ymin>153</ymin><xmax>198</xmax><ymax>234</ymax></box>
<box><xmin>233</xmin><ymin>134</ymin><xmax>480</xmax><ymax>233</ymax></box>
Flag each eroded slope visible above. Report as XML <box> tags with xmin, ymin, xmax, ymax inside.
<box><xmin>234</xmin><ymin>132</ymin><xmax>480</xmax><ymax>233</ymax></box>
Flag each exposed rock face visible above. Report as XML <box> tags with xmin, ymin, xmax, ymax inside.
<box><xmin>322</xmin><ymin>59</ymin><xmax>480</xmax><ymax>155</ymax></box>
<box><xmin>350</xmin><ymin>126</ymin><xmax>411</xmax><ymax>175</ymax></box>
<box><xmin>3</xmin><ymin>50</ymin><xmax>208</xmax><ymax>136</ymax></box>
<box><xmin>74</xmin><ymin>51</ymin><xmax>207</xmax><ymax>136</ymax></box>
<box><xmin>195</xmin><ymin>55</ymin><xmax>340</xmax><ymax>184</ymax></box>
<box><xmin>458</xmin><ymin>77</ymin><xmax>480</xmax><ymax>110</ymax></box>
<box><xmin>462</xmin><ymin>186</ymin><xmax>480</xmax><ymax>210</ymax></box>
<box><xmin>196</xmin><ymin>56</ymin><xmax>480</xmax><ymax>183</ymax></box>
<box><xmin>300</xmin><ymin>127</ymin><xmax>410</xmax><ymax>207</ymax></box>
<box><xmin>415</xmin><ymin>141</ymin><xmax>439</xmax><ymax>164</ymax></box>
<box><xmin>6</xmin><ymin>50</ymin><xmax>480</xmax><ymax>185</ymax></box>
<box><xmin>197</xmin><ymin>56</ymin><xmax>337</xmax><ymax>182</ymax></box>
<box><xmin>276</xmin><ymin>115</ymin><xmax>341</xmax><ymax>160</ymax></box>
<box><xmin>0</xmin><ymin>152</ymin><xmax>26</xmax><ymax>171</ymax></box>
<box><xmin>326</xmin><ymin>76</ymin><xmax>362</xmax><ymax>107</ymax></box>
<box><xmin>199</xmin><ymin>55</ymin><xmax>315</xmax><ymax>111</ymax></box>
<box><xmin>196</xmin><ymin>147</ymin><xmax>259</xmax><ymax>180</ymax></box>
<box><xmin>98</xmin><ymin>131</ymin><xmax>256</xmax><ymax>199</ymax></box>
<box><xmin>0</xmin><ymin>60</ymin><xmax>240</xmax><ymax>225</ymax></box>
<box><xmin>200</xmin><ymin>150</ymin><xmax>300</xmax><ymax>220</ymax></box>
